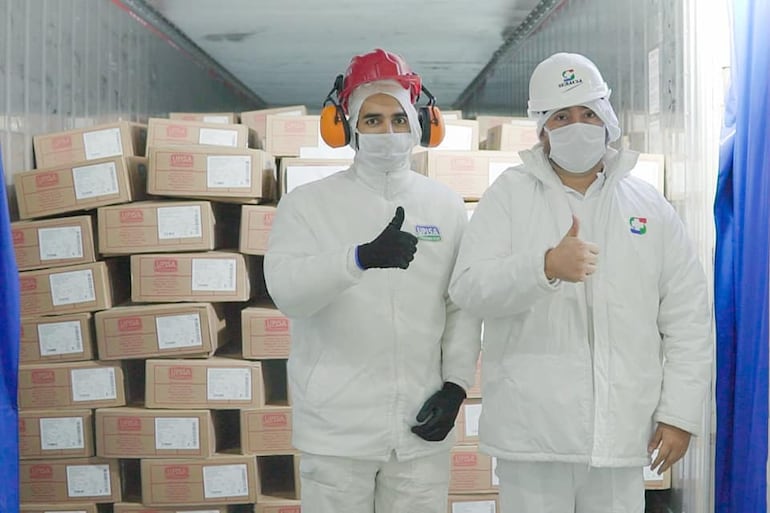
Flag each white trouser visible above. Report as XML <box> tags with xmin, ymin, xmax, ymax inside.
<box><xmin>299</xmin><ymin>450</ymin><xmax>451</xmax><ymax>513</ymax></box>
<box><xmin>496</xmin><ymin>460</ymin><xmax>645</xmax><ymax>513</ymax></box>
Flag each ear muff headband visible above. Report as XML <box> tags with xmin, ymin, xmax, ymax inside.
<box><xmin>319</xmin><ymin>74</ymin><xmax>351</xmax><ymax>148</ymax></box>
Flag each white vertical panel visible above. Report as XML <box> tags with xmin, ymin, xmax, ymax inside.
<box><xmin>0</xmin><ymin>0</ymin><xmax>263</xmax><ymax>202</ymax></box>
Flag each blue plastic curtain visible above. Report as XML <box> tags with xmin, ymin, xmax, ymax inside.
<box><xmin>714</xmin><ymin>0</ymin><xmax>770</xmax><ymax>511</ymax></box>
<box><xmin>0</xmin><ymin>148</ymin><xmax>20</xmax><ymax>509</ymax></box>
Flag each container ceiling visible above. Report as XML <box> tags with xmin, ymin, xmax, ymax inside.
<box><xmin>144</xmin><ymin>0</ymin><xmax>542</xmax><ymax>109</ymax></box>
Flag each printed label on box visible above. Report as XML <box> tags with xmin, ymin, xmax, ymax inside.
<box><xmin>82</xmin><ymin>127</ymin><xmax>124</xmax><ymax>160</ymax></box>
<box><xmin>72</xmin><ymin>161</ymin><xmax>119</xmax><ymax>200</ymax></box>
<box><xmin>203</xmin><ymin>115</ymin><xmax>230</xmax><ymax>124</ymax></box>
<box><xmin>464</xmin><ymin>403</ymin><xmax>482</xmax><ymax>437</ymax></box>
<box><xmin>155</xmin><ymin>313</ymin><xmax>203</xmax><ymax>350</ymax></box>
<box><xmin>66</xmin><ymin>464</ymin><xmax>111</xmax><ymax>497</ymax></box>
<box><xmin>155</xmin><ymin>417</ymin><xmax>200</xmax><ymax>450</ymax></box>
<box><xmin>37</xmin><ymin>320</ymin><xmax>84</xmax><ymax>355</ymax></box>
<box><xmin>157</xmin><ymin>205</ymin><xmax>202</xmax><ymax>240</ymax></box>
<box><xmin>452</xmin><ymin>500</ymin><xmax>496</xmax><ymax>513</ymax></box>
<box><xmin>191</xmin><ymin>258</ymin><xmax>237</xmax><ymax>291</ymax></box>
<box><xmin>38</xmin><ymin>226</ymin><xmax>84</xmax><ymax>261</ymax></box>
<box><xmin>49</xmin><ymin>269</ymin><xmax>96</xmax><ymax>306</ymax></box>
<box><xmin>70</xmin><ymin>367</ymin><xmax>117</xmax><ymax>402</ymax></box>
<box><xmin>199</xmin><ymin>128</ymin><xmax>239</xmax><ymax>147</ymax></box>
<box><xmin>202</xmin><ymin>463</ymin><xmax>249</xmax><ymax>498</ymax></box>
<box><xmin>39</xmin><ymin>417</ymin><xmax>85</xmax><ymax>450</ymax></box>
<box><xmin>207</xmin><ymin>368</ymin><xmax>252</xmax><ymax>401</ymax></box>
<box><xmin>206</xmin><ymin>155</ymin><xmax>252</xmax><ymax>188</ymax></box>
<box><xmin>643</xmin><ymin>450</ymin><xmax>664</xmax><ymax>481</ymax></box>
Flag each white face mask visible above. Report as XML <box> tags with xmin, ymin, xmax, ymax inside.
<box><xmin>546</xmin><ymin>123</ymin><xmax>607</xmax><ymax>173</ymax></box>
<box><xmin>355</xmin><ymin>132</ymin><xmax>415</xmax><ymax>172</ymax></box>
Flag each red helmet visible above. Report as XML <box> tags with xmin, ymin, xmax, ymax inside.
<box><xmin>339</xmin><ymin>49</ymin><xmax>422</xmax><ymax>112</ymax></box>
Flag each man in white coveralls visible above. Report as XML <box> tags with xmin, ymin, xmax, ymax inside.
<box><xmin>264</xmin><ymin>48</ymin><xmax>481</xmax><ymax>513</ymax></box>
<box><xmin>449</xmin><ymin>52</ymin><xmax>712</xmax><ymax>512</ymax></box>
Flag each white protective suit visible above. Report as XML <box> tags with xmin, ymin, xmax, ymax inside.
<box><xmin>264</xmin><ymin>153</ymin><xmax>481</xmax><ymax>461</ymax></box>
<box><xmin>449</xmin><ymin>144</ymin><xmax>712</xmax><ymax>467</ymax></box>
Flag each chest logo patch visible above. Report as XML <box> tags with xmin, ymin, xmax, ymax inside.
<box><xmin>415</xmin><ymin>224</ymin><xmax>442</xmax><ymax>241</ymax></box>
<box><xmin>629</xmin><ymin>217</ymin><xmax>648</xmax><ymax>235</ymax></box>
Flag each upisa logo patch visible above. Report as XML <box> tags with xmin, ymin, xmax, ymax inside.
<box><xmin>562</xmin><ymin>69</ymin><xmax>576</xmax><ymax>82</ymax></box>
<box><xmin>415</xmin><ymin>225</ymin><xmax>441</xmax><ymax>241</ymax></box>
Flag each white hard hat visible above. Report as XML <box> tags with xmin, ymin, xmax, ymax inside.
<box><xmin>527</xmin><ymin>53</ymin><xmax>611</xmax><ymax>115</ymax></box>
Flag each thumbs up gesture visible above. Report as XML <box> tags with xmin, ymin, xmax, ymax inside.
<box><xmin>356</xmin><ymin>206</ymin><xmax>419</xmax><ymax>270</ymax></box>
<box><xmin>544</xmin><ymin>215</ymin><xmax>599</xmax><ymax>282</ymax></box>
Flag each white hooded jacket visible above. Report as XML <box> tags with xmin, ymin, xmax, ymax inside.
<box><xmin>449</xmin><ymin>145</ymin><xmax>712</xmax><ymax>467</ymax></box>
<box><xmin>264</xmin><ymin>158</ymin><xmax>481</xmax><ymax>461</ymax></box>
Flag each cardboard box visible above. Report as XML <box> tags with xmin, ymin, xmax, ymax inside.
<box><xmin>240</xmin><ymin>406</ymin><xmax>294</xmax><ymax>455</ymax></box>
<box><xmin>435</xmin><ymin>119</ymin><xmax>480</xmax><ymax>151</ymax></box>
<box><xmin>241</xmin><ymin>105</ymin><xmax>308</xmax><ymax>148</ymax></box>
<box><xmin>147</xmin><ymin>145</ymin><xmax>276</xmax><ymax>203</ymax></box>
<box><xmin>19</xmin><ymin>458</ymin><xmax>121</xmax><ymax>503</ymax></box>
<box><xmin>20</xmin><ymin>409</ymin><xmax>94</xmax><ymax>460</ymax></box>
<box><xmin>19</xmin><ymin>260</ymin><xmax>129</xmax><ymax>317</ymax></box>
<box><xmin>169</xmin><ymin>112</ymin><xmax>240</xmax><ymax>124</ymax></box>
<box><xmin>255</xmin><ymin>497</ymin><xmax>302</xmax><ymax>513</ymax></box>
<box><xmin>264</xmin><ymin>115</ymin><xmax>323</xmax><ymax>157</ymax></box>
<box><xmin>239</xmin><ymin>204</ymin><xmax>276</xmax><ymax>255</ymax></box>
<box><xmin>15</xmin><ymin>156</ymin><xmax>147</xmax><ymax>220</ymax></box>
<box><xmin>95</xmin><ymin>407</ymin><xmax>216</xmax><ymax>459</ymax></box>
<box><xmin>140</xmin><ymin>455</ymin><xmax>258</xmax><ymax>506</ymax></box>
<box><xmin>98</xmin><ymin>200</ymin><xmax>223</xmax><ymax>255</ymax></box>
<box><xmin>95</xmin><ymin>303</ymin><xmax>225</xmax><ymax>360</ymax></box>
<box><xmin>411</xmin><ymin>150</ymin><xmax>522</xmax><ymax>200</ymax></box>
<box><xmin>257</xmin><ymin>454</ymin><xmax>300</xmax><ymax>501</ymax></box>
<box><xmin>130</xmin><ymin>251</ymin><xmax>252</xmax><ymax>303</ymax></box>
<box><xmin>33</xmin><ymin>121</ymin><xmax>146</xmax><ymax>169</ymax></box>
<box><xmin>631</xmin><ymin>153</ymin><xmax>666</xmax><ymax>194</ymax></box>
<box><xmin>241</xmin><ymin>304</ymin><xmax>291</xmax><ymax>359</ymax></box>
<box><xmin>21</xmin><ymin>504</ymin><xmax>99</xmax><ymax>513</ymax></box>
<box><xmin>449</xmin><ymin>446</ymin><xmax>497</xmax><ymax>493</ymax></box>
<box><xmin>114</xmin><ymin>504</ymin><xmax>235</xmax><ymax>513</ymax></box>
<box><xmin>447</xmin><ymin>494</ymin><xmax>499</xmax><ymax>513</ymax></box>
<box><xmin>18</xmin><ymin>360</ymin><xmax>126</xmax><ymax>410</ymax></box>
<box><xmin>21</xmin><ymin>313</ymin><xmax>94</xmax><ymax>363</ymax></box>
<box><xmin>441</xmin><ymin>110</ymin><xmax>464</xmax><ymax>120</ymax></box>
<box><xmin>146</xmin><ymin>117</ymin><xmax>252</xmax><ymax>151</ymax></box>
<box><xmin>454</xmin><ymin>398</ymin><xmax>482</xmax><ymax>445</ymax></box>
<box><xmin>485</xmin><ymin>120</ymin><xmax>539</xmax><ymax>151</ymax></box>
<box><xmin>12</xmin><ymin>215</ymin><xmax>96</xmax><ymax>271</ymax></box>
<box><xmin>644</xmin><ymin>464</ymin><xmax>672</xmax><ymax>490</ymax></box>
<box><xmin>279</xmin><ymin>158</ymin><xmax>352</xmax><ymax>196</ymax></box>
<box><xmin>145</xmin><ymin>357</ymin><xmax>265</xmax><ymax>409</ymax></box>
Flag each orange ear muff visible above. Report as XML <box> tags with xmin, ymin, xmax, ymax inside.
<box><xmin>419</xmin><ymin>105</ymin><xmax>445</xmax><ymax>147</ymax></box>
<box><xmin>320</xmin><ymin>103</ymin><xmax>350</xmax><ymax>148</ymax></box>
<box><xmin>319</xmin><ymin>74</ymin><xmax>351</xmax><ymax>148</ymax></box>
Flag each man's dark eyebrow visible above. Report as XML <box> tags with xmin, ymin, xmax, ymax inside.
<box><xmin>361</xmin><ymin>113</ymin><xmax>383</xmax><ymax>120</ymax></box>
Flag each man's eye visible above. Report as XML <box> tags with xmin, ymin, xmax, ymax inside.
<box><xmin>394</xmin><ymin>117</ymin><xmax>408</xmax><ymax>125</ymax></box>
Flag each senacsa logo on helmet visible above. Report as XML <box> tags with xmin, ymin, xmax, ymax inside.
<box><xmin>559</xmin><ymin>68</ymin><xmax>583</xmax><ymax>88</ymax></box>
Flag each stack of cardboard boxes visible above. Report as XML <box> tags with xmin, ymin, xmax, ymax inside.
<box><xmin>14</xmin><ymin>108</ymin><xmax>669</xmax><ymax>513</ymax></box>
<box><xmin>14</xmin><ymin>110</ymin><xmax>309</xmax><ymax>513</ymax></box>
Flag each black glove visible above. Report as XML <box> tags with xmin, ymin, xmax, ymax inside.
<box><xmin>411</xmin><ymin>381</ymin><xmax>466</xmax><ymax>442</ymax></box>
<box><xmin>356</xmin><ymin>206</ymin><xmax>418</xmax><ymax>270</ymax></box>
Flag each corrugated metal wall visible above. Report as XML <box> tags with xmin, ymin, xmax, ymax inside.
<box><xmin>457</xmin><ymin>0</ymin><xmax>730</xmax><ymax>511</ymax></box>
<box><xmin>0</xmin><ymin>0</ymin><xmax>264</xmax><ymax>194</ymax></box>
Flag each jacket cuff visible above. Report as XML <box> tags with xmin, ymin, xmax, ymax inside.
<box><xmin>346</xmin><ymin>245</ymin><xmax>364</xmax><ymax>279</ymax></box>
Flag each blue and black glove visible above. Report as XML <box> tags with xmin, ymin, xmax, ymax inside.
<box><xmin>411</xmin><ymin>381</ymin><xmax>466</xmax><ymax>442</ymax></box>
<box><xmin>356</xmin><ymin>206</ymin><xmax>418</xmax><ymax>270</ymax></box>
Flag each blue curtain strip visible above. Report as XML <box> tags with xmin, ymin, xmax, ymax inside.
<box><xmin>714</xmin><ymin>0</ymin><xmax>770</xmax><ymax>511</ymax></box>
<box><xmin>0</xmin><ymin>147</ymin><xmax>20</xmax><ymax>511</ymax></box>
